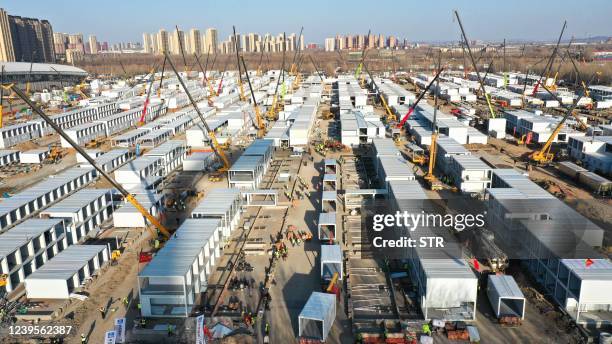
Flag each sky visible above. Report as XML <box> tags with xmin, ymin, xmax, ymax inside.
<box><xmin>4</xmin><ymin>0</ymin><xmax>611</xmax><ymax>44</ymax></box>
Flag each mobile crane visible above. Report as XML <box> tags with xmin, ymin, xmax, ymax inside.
<box><xmin>9</xmin><ymin>84</ymin><xmax>172</xmax><ymax>241</ymax></box>
<box><xmin>233</xmin><ymin>26</ymin><xmax>247</xmax><ymax>102</ymax></box>
<box><xmin>455</xmin><ymin>11</ymin><xmax>497</xmax><ymax>119</ymax></box>
<box><xmin>530</xmin><ymin>73</ymin><xmax>596</xmax><ymax>165</ymax></box>
<box><xmin>362</xmin><ymin>63</ymin><xmax>395</xmax><ymax>123</ymax></box>
<box><xmin>240</xmin><ymin>56</ymin><xmax>266</xmax><ymax>138</ymax></box>
<box><xmin>194</xmin><ymin>53</ymin><xmax>217</xmax><ymax>104</ymax></box>
<box><xmin>424</xmin><ymin>51</ymin><xmax>444</xmax><ymax>190</ymax></box>
<box><xmin>267</xmin><ymin>33</ymin><xmax>286</xmax><ymax>121</ymax></box>
<box><xmin>164</xmin><ymin>52</ymin><xmax>231</xmax><ymax>171</ymax></box>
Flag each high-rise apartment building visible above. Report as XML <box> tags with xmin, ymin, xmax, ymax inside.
<box><xmin>171</xmin><ymin>29</ymin><xmax>185</xmax><ymax>55</ymax></box>
<box><xmin>88</xmin><ymin>35</ymin><xmax>98</xmax><ymax>54</ymax></box>
<box><xmin>2</xmin><ymin>10</ymin><xmax>55</xmax><ymax>62</ymax></box>
<box><xmin>143</xmin><ymin>33</ymin><xmax>152</xmax><ymax>53</ymax></box>
<box><xmin>0</xmin><ymin>8</ymin><xmax>15</xmax><ymax>62</ymax></box>
<box><xmin>205</xmin><ymin>28</ymin><xmax>217</xmax><ymax>54</ymax></box>
<box><xmin>188</xmin><ymin>29</ymin><xmax>202</xmax><ymax>54</ymax></box>
<box><xmin>157</xmin><ymin>29</ymin><xmax>169</xmax><ymax>54</ymax></box>
<box><xmin>324</xmin><ymin>38</ymin><xmax>335</xmax><ymax>52</ymax></box>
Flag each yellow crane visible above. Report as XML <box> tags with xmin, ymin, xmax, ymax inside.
<box><xmin>267</xmin><ymin>33</ymin><xmax>287</xmax><ymax>121</ymax></box>
<box><xmin>240</xmin><ymin>56</ymin><xmax>266</xmax><ymax>138</ymax></box>
<box><xmin>362</xmin><ymin>63</ymin><xmax>395</xmax><ymax>122</ymax></box>
<box><xmin>424</xmin><ymin>51</ymin><xmax>443</xmax><ymax>191</ymax></box>
<box><xmin>9</xmin><ymin>84</ymin><xmax>172</xmax><ymax>241</ymax></box>
<box><xmin>164</xmin><ymin>52</ymin><xmax>231</xmax><ymax>171</ymax></box>
<box><xmin>194</xmin><ymin>53</ymin><xmax>217</xmax><ymax>104</ymax></box>
<box><xmin>531</xmin><ymin>73</ymin><xmax>595</xmax><ymax>165</ymax></box>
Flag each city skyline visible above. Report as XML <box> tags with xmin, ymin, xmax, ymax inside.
<box><xmin>2</xmin><ymin>0</ymin><xmax>611</xmax><ymax>46</ymax></box>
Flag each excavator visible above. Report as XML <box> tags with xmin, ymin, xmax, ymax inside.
<box><xmin>9</xmin><ymin>84</ymin><xmax>172</xmax><ymax>243</ymax></box>
<box><xmin>164</xmin><ymin>52</ymin><xmax>231</xmax><ymax>172</ymax></box>
<box><xmin>530</xmin><ymin>73</ymin><xmax>596</xmax><ymax>165</ymax></box>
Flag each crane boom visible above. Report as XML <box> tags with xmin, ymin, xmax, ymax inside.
<box><xmin>454</xmin><ymin>11</ymin><xmax>496</xmax><ymax>119</ymax></box>
<box><xmin>233</xmin><ymin>26</ymin><xmax>246</xmax><ymax>101</ymax></box>
<box><xmin>532</xmin><ymin>21</ymin><xmax>567</xmax><ymax>96</ymax></box>
<box><xmin>308</xmin><ymin>55</ymin><xmax>324</xmax><ymax>82</ymax></box>
<box><xmin>397</xmin><ymin>67</ymin><xmax>444</xmax><ymax>128</ymax></box>
<box><xmin>362</xmin><ymin>63</ymin><xmax>395</xmax><ymax>122</ymax></box>
<box><xmin>9</xmin><ymin>84</ymin><xmax>171</xmax><ymax>239</ymax></box>
<box><xmin>240</xmin><ymin>56</ymin><xmax>265</xmax><ymax>137</ymax></box>
<box><xmin>531</xmin><ymin>73</ymin><xmax>596</xmax><ymax>164</ymax></box>
<box><xmin>164</xmin><ymin>52</ymin><xmax>231</xmax><ymax>171</ymax></box>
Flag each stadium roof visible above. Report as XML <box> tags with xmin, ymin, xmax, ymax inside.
<box><xmin>0</xmin><ymin>62</ymin><xmax>87</xmax><ymax>76</ymax></box>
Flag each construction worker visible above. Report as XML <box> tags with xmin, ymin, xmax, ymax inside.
<box><xmin>122</xmin><ymin>297</ymin><xmax>129</xmax><ymax>307</ymax></box>
<box><xmin>422</xmin><ymin>323</ymin><xmax>431</xmax><ymax>336</ymax></box>
<box><xmin>154</xmin><ymin>239</ymin><xmax>160</xmax><ymax>249</ymax></box>
<box><xmin>137</xmin><ymin>302</ymin><xmax>142</xmax><ymax>311</ymax></box>
<box><xmin>140</xmin><ymin>318</ymin><xmax>146</xmax><ymax>328</ymax></box>
<box><xmin>99</xmin><ymin>306</ymin><xmax>106</xmax><ymax>318</ymax></box>
<box><xmin>265</xmin><ymin>322</ymin><xmax>270</xmax><ymax>335</ymax></box>
<box><xmin>80</xmin><ymin>334</ymin><xmax>87</xmax><ymax>344</ymax></box>
<box><xmin>167</xmin><ymin>324</ymin><xmax>174</xmax><ymax>337</ymax></box>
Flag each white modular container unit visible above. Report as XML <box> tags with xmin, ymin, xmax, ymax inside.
<box><xmin>0</xmin><ymin>150</ymin><xmax>20</xmax><ymax>166</ymax></box>
<box><xmin>0</xmin><ymin>122</ymin><xmax>43</xmax><ymax>149</ymax></box>
<box><xmin>487</xmin><ymin>275</ymin><xmax>526</xmax><ymax>320</ymax></box>
<box><xmin>377</xmin><ymin>156</ymin><xmax>415</xmax><ymax>189</ymax></box>
<box><xmin>183</xmin><ymin>152</ymin><xmax>216</xmax><ymax>171</ymax></box>
<box><xmin>111</xmin><ymin>128</ymin><xmax>147</xmax><ymax>147</ymax></box>
<box><xmin>318</xmin><ymin>212</ymin><xmax>337</xmax><ymax>241</ymax></box>
<box><xmin>138</xmin><ymin>219</ymin><xmax>220</xmax><ymax>317</ymax></box>
<box><xmin>24</xmin><ymin>245</ymin><xmax>109</xmax><ymax>299</ymax></box>
<box><xmin>60</xmin><ymin>122</ymin><xmax>107</xmax><ymax>148</ymax></box>
<box><xmin>435</xmin><ymin>137</ymin><xmax>471</xmax><ymax>175</ymax></box>
<box><xmin>321</xmin><ymin>244</ymin><xmax>343</xmax><ymax>281</ymax></box>
<box><xmin>113</xmin><ymin>156</ymin><xmax>164</xmax><ymax>187</ymax></box>
<box><xmin>40</xmin><ymin>189</ymin><xmax>114</xmax><ymax>245</ymax></box>
<box><xmin>0</xmin><ymin>219</ymin><xmax>67</xmax><ymax>293</ymax></box>
<box><xmin>113</xmin><ymin>192</ymin><xmax>163</xmax><ymax>228</ymax></box>
<box><xmin>487</xmin><ymin>118</ymin><xmax>507</xmax><ymax>139</ymax></box>
<box><xmin>228</xmin><ymin>155</ymin><xmax>265</xmax><ymax>190</ymax></box>
<box><xmin>79</xmin><ymin>149</ymin><xmax>133</xmax><ymax>172</ymax></box>
<box><xmin>191</xmin><ymin>188</ymin><xmax>243</xmax><ymax>241</ymax></box>
<box><xmin>448</xmin><ymin>155</ymin><xmax>492</xmax><ymax>194</ymax></box>
<box><xmin>143</xmin><ymin>140</ymin><xmax>187</xmax><ymax>176</ymax></box>
<box><xmin>0</xmin><ymin>167</ymin><xmax>96</xmax><ymax>233</ymax></box>
<box><xmin>19</xmin><ymin>148</ymin><xmax>50</xmax><ymax>164</ymax></box>
<box><xmin>298</xmin><ymin>292</ymin><xmax>336</xmax><ymax>342</ymax></box>
<box><xmin>135</xmin><ymin>129</ymin><xmax>172</xmax><ymax>148</ymax></box>
<box><xmin>94</xmin><ymin>109</ymin><xmax>138</xmax><ymax>136</ymax></box>
<box><xmin>76</xmin><ymin>149</ymin><xmax>103</xmax><ymax>163</ymax></box>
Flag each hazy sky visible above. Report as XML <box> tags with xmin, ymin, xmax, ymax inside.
<box><xmin>4</xmin><ymin>0</ymin><xmax>611</xmax><ymax>44</ymax></box>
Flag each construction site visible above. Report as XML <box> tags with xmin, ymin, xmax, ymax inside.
<box><xmin>0</xmin><ymin>10</ymin><xmax>611</xmax><ymax>344</ymax></box>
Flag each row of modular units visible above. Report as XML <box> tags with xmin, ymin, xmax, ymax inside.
<box><xmin>24</xmin><ymin>244</ymin><xmax>110</xmax><ymax>299</ymax></box>
<box><xmin>135</xmin><ymin>129</ymin><xmax>173</xmax><ymax>148</ymax></box>
<box><xmin>376</xmin><ymin>79</ymin><xmax>416</xmax><ymax>107</ymax></box>
<box><xmin>110</xmin><ymin>128</ymin><xmax>148</xmax><ymax>147</ymax></box>
<box><xmin>337</xmin><ymin>81</ymin><xmax>367</xmax><ymax>108</ymax></box>
<box><xmin>0</xmin><ymin>219</ymin><xmax>67</xmax><ymax>293</ymax></box>
<box><xmin>387</xmin><ymin>179</ymin><xmax>478</xmax><ymax>321</ymax></box>
<box><xmin>318</xmin><ymin>157</ymin><xmax>338</xmax><ymax>241</ymax></box>
<box><xmin>484</xmin><ymin>169</ymin><xmax>611</xmax><ymax>325</ymax></box>
<box><xmin>288</xmin><ymin>103</ymin><xmax>319</xmax><ymax>147</ymax></box>
<box><xmin>39</xmin><ymin>188</ymin><xmax>114</xmax><ymax>245</ymax></box>
<box><xmin>46</xmin><ymin>102</ymin><xmax>118</xmax><ymax>133</ymax></box>
<box><xmin>78</xmin><ymin>149</ymin><xmax>134</xmax><ymax>172</ymax></box>
<box><xmin>447</xmin><ymin>155</ymin><xmax>492</xmax><ymax>194</ymax></box>
<box><xmin>60</xmin><ymin>122</ymin><xmax>107</xmax><ymax>148</ymax></box>
<box><xmin>142</xmin><ymin>140</ymin><xmax>188</xmax><ymax>176</ymax></box>
<box><xmin>138</xmin><ymin>219</ymin><xmax>222</xmax><ymax>317</ymax></box>
<box><xmin>191</xmin><ymin>188</ymin><xmax>243</xmax><ymax>242</ymax></box>
<box><xmin>0</xmin><ymin>167</ymin><xmax>96</xmax><ymax>233</ymax></box>
<box><xmin>20</xmin><ymin>148</ymin><xmax>50</xmax><ymax>164</ymax></box>
<box><xmin>0</xmin><ymin>122</ymin><xmax>44</xmax><ymax>149</ymax></box>
<box><xmin>0</xmin><ymin>150</ymin><xmax>20</xmax><ymax>166</ymax></box>
<box><xmin>567</xmin><ymin>136</ymin><xmax>612</xmax><ymax>176</ymax></box>
<box><xmin>339</xmin><ymin>110</ymin><xmax>385</xmax><ymax>146</ymax></box>
<box><xmin>435</xmin><ymin>137</ymin><xmax>471</xmax><ymax>175</ymax></box>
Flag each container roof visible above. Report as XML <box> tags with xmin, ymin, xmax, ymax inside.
<box><xmin>26</xmin><ymin>245</ymin><xmax>107</xmax><ymax>280</ymax></box>
<box><xmin>318</xmin><ymin>212</ymin><xmax>337</xmax><ymax>225</ymax></box>
<box><xmin>230</xmin><ymin>155</ymin><xmax>264</xmax><ymax>171</ymax></box>
<box><xmin>191</xmin><ymin>188</ymin><xmax>241</xmax><ymax>216</ymax></box>
<box><xmin>298</xmin><ymin>292</ymin><xmax>335</xmax><ymax>321</ymax></box>
<box><xmin>0</xmin><ymin>219</ymin><xmax>63</xmax><ymax>258</ymax></box>
<box><xmin>488</xmin><ymin>275</ymin><xmax>525</xmax><ymax>299</ymax></box>
<box><xmin>42</xmin><ymin>189</ymin><xmax>112</xmax><ymax>215</ymax></box>
<box><xmin>321</xmin><ymin>244</ymin><xmax>342</xmax><ymax>263</ymax></box>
